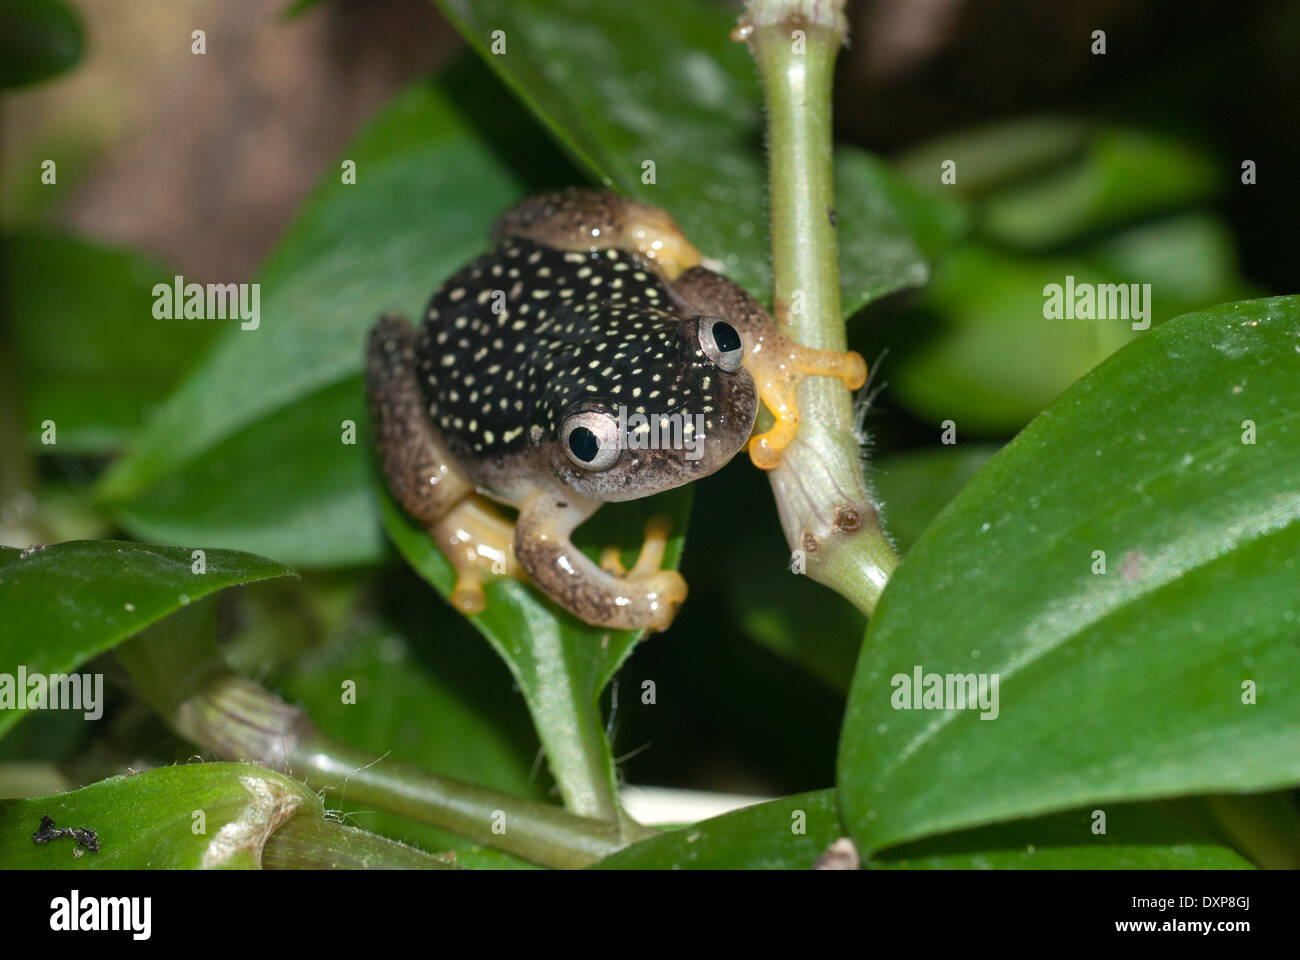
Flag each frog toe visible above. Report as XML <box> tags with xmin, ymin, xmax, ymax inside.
<box><xmin>746</xmin><ymin>331</ymin><xmax>868</xmax><ymax>470</ymax></box>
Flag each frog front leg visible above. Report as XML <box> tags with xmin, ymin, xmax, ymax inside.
<box><xmin>513</xmin><ymin>492</ymin><xmax>687</xmax><ymax>633</ymax></box>
<box><xmin>367</xmin><ymin>313</ymin><xmax>523</xmax><ymax>612</ymax></box>
<box><xmin>668</xmin><ymin>267</ymin><xmax>868</xmax><ymax>470</ymax></box>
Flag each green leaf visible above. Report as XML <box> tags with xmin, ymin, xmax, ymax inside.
<box><xmin>978</xmin><ymin>127</ymin><xmax>1220</xmax><ymax>250</ymax></box>
<box><xmin>877</xmin><ymin>245</ymin><xmax>1140</xmax><ymax>432</ymax></box>
<box><xmin>896</xmin><ymin>115</ymin><xmax>1091</xmax><ymax>196</ymax></box>
<box><xmin>0</xmin><ymin>763</ymin><xmax>320</xmax><ymax>868</ymax></box>
<box><xmin>4</xmin><ymin>233</ymin><xmax>218</xmax><ymax>455</ymax></box>
<box><xmin>443</xmin><ymin>845</ymin><xmax>542</xmax><ymax>869</ymax></box>
<box><xmin>380</xmin><ymin>486</ymin><xmax>690</xmax><ymax>820</ymax></box>
<box><xmin>97</xmin><ymin>65</ymin><xmax>557</xmax><ymax>566</ymax></box>
<box><xmin>839</xmin><ymin>296</ymin><xmax>1300</xmax><ymax>856</ymax></box>
<box><xmin>111</xmin><ymin>377</ymin><xmax>385</xmax><ymax>567</ymax></box>
<box><xmin>1080</xmin><ymin>212</ymin><xmax>1256</xmax><ymax>308</ymax></box>
<box><xmin>874</xmin><ymin>803</ymin><xmax>1255</xmax><ymax>869</ymax></box>
<box><xmin>282</xmin><ymin>0</ymin><xmax>326</xmax><ymax>19</ymax></box>
<box><xmin>593</xmin><ymin>789</ymin><xmax>842</xmax><ymax>869</ymax></box>
<box><xmin>0</xmin><ymin>540</ymin><xmax>293</xmax><ymax>740</ymax></box>
<box><xmin>0</xmin><ymin>0</ymin><xmax>84</xmax><ymax>89</ymax></box>
<box><xmin>873</xmin><ymin>444</ymin><xmax>1000</xmax><ymax>554</ymax></box>
<box><xmin>436</xmin><ymin>0</ymin><xmax>930</xmax><ymax>316</ymax></box>
<box><xmin>875</xmin><ymin>217</ymin><xmax>1254</xmax><ymax>433</ymax></box>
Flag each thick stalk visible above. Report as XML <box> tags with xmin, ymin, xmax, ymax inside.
<box><xmin>742</xmin><ymin>0</ymin><xmax>898</xmax><ymax>614</ymax></box>
<box><xmin>117</xmin><ymin>611</ymin><xmax>646</xmax><ymax>869</ymax></box>
<box><xmin>178</xmin><ymin>675</ymin><xmax>633</xmax><ymax>868</ymax></box>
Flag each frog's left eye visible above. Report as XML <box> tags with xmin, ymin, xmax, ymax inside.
<box><xmin>698</xmin><ymin>317</ymin><xmax>745</xmax><ymax>373</ymax></box>
<box><xmin>560</xmin><ymin>410</ymin><xmax>623</xmax><ymax>471</ymax></box>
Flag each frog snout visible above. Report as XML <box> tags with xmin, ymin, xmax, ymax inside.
<box><xmin>551</xmin><ymin>364</ymin><xmax>756</xmax><ymax>502</ymax></box>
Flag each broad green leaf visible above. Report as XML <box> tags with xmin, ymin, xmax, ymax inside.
<box><xmin>873</xmin><ymin>444</ymin><xmax>999</xmax><ymax>554</ymax></box>
<box><xmin>111</xmin><ymin>378</ymin><xmax>384</xmax><ymax>567</ymax></box>
<box><xmin>97</xmin><ymin>64</ymin><xmax>561</xmax><ymax>566</ymax></box>
<box><xmin>978</xmin><ymin>127</ymin><xmax>1220</xmax><ymax>250</ymax></box>
<box><xmin>876</xmin><ymin>245</ymin><xmax>1138</xmax><ymax>432</ymax></box>
<box><xmin>380</xmin><ymin>486</ymin><xmax>690</xmax><ymax>820</ymax></box>
<box><xmin>896</xmin><ymin>115</ymin><xmax>1090</xmax><ymax>196</ymax></box>
<box><xmin>3</xmin><ymin>234</ymin><xmax>218</xmax><ymax>454</ymax></box>
<box><xmin>0</xmin><ymin>540</ymin><xmax>292</xmax><ymax>740</ymax></box>
<box><xmin>875</xmin><ymin>804</ymin><xmax>1254</xmax><ymax>869</ymax></box>
<box><xmin>875</xmin><ymin>217</ymin><xmax>1251</xmax><ymax>433</ymax></box>
<box><xmin>0</xmin><ymin>0</ymin><xmax>83</xmax><ymax>89</ymax></box>
<box><xmin>593</xmin><ymin>789</ymin><xmax>841</xmax><ymax>869</ymax></box>
<box><xmin>0</xmin><ymin>763</ymin><xmax>320</xmax><ymax>868</ymax></box>
<box><xmin>437</xmin><ymin>0</ymin><xmax>931</xmax><ymax>316</ymax></box>
<box><xmin>1080</xmin><ymin>212</ymin><xmax>1256</xmax><ymax>307</ymax></box>
<box><xmin>277</xmin><ymin>613</ymin><xmax>550</xmax><ymax>851</ymax></box>
<box><xmin>840</xmin><ymin>296</ymin><xmax>1300</xmax><ymax>856</ymax></box>
<box><xmin>593</xmin><ymin>787</ymin><xmax>1253</xmax><ymax>869</ymax></box>
<box><xmin>0</xmin><ymin>763</ymin><xmax>448</xmax><ymax>869</ymax></box>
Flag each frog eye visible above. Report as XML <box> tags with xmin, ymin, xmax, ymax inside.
<box><xmin>560</xmin><ymin>410</ymin><xmax>623</xmax><ymax>471</ymax></box>
<box><xmin>698</xmin><ymin>317</ymin><xmax>745</xmax><ymax>373</ymax></box>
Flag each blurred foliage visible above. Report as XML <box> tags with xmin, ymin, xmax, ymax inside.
<box><xmin>0</xmin><ymin>0</ymin><xmax>83</xmax><ymax>89</ymax></box>
<box><xmin>3</xmin><ymin>234</ymin><xmax>218</xmax><ymax>455</ymax></box>
<box><xmin>0</xmin><ymin>0</ymin><xmax>1295</xmax><ymax>869</ymax></box>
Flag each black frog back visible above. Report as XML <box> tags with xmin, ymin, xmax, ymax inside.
<box><xmin>415</xmin><ymin>237</ymin><xmax>719</xmax><ymax>461</ymax></box>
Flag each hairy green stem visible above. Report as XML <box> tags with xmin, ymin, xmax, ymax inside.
<box><xmin>179</xmin><ymin>675</ymin><xmax>634</xmax><ymax>868</ymax></box>
<box><xmin>742</xmin><ymin>0</ymin><xmax>898</xmax><ymax>614</ymax></box>
<box><xmin>117</xmin><ymin>611</ymin><xmax>647</xmax><ymax>869</ymax></box>
<box><xmin>263</xmin><ymin>812</ymin><xmax>461</xmax><ymax>869</ymax></box>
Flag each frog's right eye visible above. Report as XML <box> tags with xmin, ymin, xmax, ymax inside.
<box><xmin>560</xmin><ymin>410</ymin><xmax>623</xmax><ymax>471</ymax></box>
<box><xmin>698</xmin><ymin>317</ymin><xmax>745</xmax><ymax>373</ymax></box>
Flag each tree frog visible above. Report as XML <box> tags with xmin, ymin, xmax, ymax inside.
<box><xmin>367</xmin><ymin>189</ymin><xmax>865</xmax><ymax>632</ymax></box>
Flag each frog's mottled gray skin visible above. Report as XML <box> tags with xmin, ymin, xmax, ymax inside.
<box><xmin>367</xmin><ymin>189</ymin><xmax>759</xmax><ymax>631</ymax></box>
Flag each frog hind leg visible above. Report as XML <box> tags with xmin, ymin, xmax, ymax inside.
<box><xmin>667</xmin><ymin>267</ymin><xmax>868</xmax><ymax>470</ymax></box>
<box><xmin>515</xmin><ymin>493</ymin><xmax>687</xmax><ymax>633</ymax></box>
<box><xmin>492</xmin><ymin>188</ymin><xmax>703</xmax><ymax>281</ymax></box>
<box><xmin>599</xmin><ymin>514</ymin><xmax>675</xmax><ymax>577</ymax></box>
<box><xmin>366</xmin><ymin>313</ymin><xmax>523</xmax><ymax>613</ymax></box>
<box><xmin>429</xmin><ymin>497</ymin><xmax>524</xmax><ymax>614</ymax></box>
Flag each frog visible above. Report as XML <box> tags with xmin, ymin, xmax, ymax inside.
<box><xmin>366</xmin><ymin>189</ymin><xmax>866</xmax><ymax>632</ymax></box>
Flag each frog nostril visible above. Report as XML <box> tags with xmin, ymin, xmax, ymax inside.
<box><xmin>698</xmin><ymin>317</ymin><xmax>745</xmax><ymax>373</ymax></box>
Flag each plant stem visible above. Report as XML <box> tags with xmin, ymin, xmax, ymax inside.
<box><xmin>117</xmin><ymin>610</ymin><xmax>647</xmax><ymax>869</ymax></box>
<box><xmin>187</xmin><ymin>675</ymin><xmax>636</xmax><ymax>869</ymax></box>
<box><xmin>741</xmin><ymin>0</ymin><xmax>898</xmax><ymax>615</ymax></box>
<box><xmin>262</xmin><ymin>811</ymin><xmax>461</xmax><ymax>869</ymax></box>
